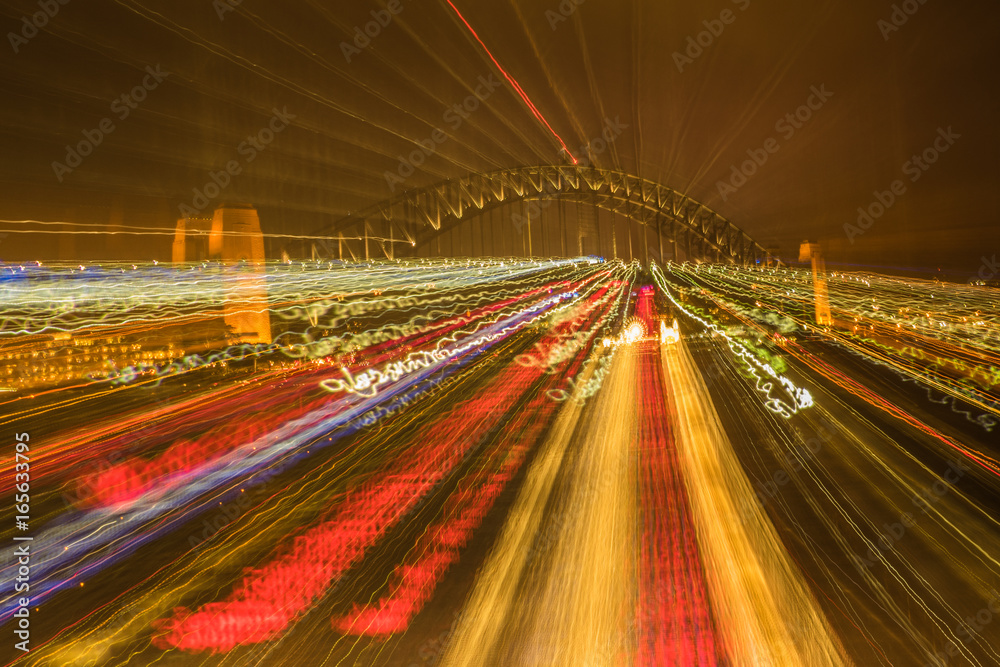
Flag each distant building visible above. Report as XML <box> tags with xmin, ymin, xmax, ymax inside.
<box><xmin>0</xmin><ymin>206</ymin><xmax>275</xmax><ymax>393</ymax></box>
<box><xmin>174</xmin><ymin>205</ymin><xmax>273</xmax><ymax>345</ymax></box>
<box><xmin>208</xmin><ymin>204</ymin><xmax>266</xmax><ymax>264</ymax></box>
<box><xmin>799</xmin><ymin>241</ymin><xmax>834</xmax><ymax>326</ymax></box>
<box><xmin>172</xmin><ymin>216</ymin><xmax>212</xmax><ymax>264</ymax></box>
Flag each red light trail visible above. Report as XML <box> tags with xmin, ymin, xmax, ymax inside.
<box><xmin>444</xmin><ymin>0</ymin><xmax>578</xmax><ymax>163</ymax></box>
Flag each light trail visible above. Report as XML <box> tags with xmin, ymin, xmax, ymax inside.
<box><xmin>634</xmin><ymin>288</ymin><xmax>719</xmax><ymax>664</ymax></box>
<box><xmin>152</xmin><ymin>285</ymin><xmax>616</xmax><ymax>652</ymax></box>
<box><xmin>7</xmin><ymin>257</ymin><xmax>1000</xmax><ymax>666</ymax></box>
<box><xmin>440</xmin><ymin>345</ymin><xmax>628</xmax><ymax>666</ymax></box>
<box><xmin>13</xmin><ymin>260</ymin><xmax>632</xmax><ymax>665</ymax></box>
<box><xmin>0</xmin><ymin>285</ymin><xmax>582</xmax><ymax>623</ymax></box>
<box><xmin>662</xmin><ymin>333</ymin><xmax>851</xmax><ymax>666</ymax></box>
<box><xmin>658</xmin><ymin>262</ymin><xmax>1000</xmax><ymax>478</ymax></box>
<box><xmin>654</xmin><ymin>261</ymin><xmax>1000</xmax><ymax>665</ymax></box>
<box><xmin>651</xmin><ymin>262</ymin><xmax>813</xmax><ymax>418</ymax></box>
<box><xmin>502</xmin><ymin>341</ymin><xmax>637</xmax><ymax>666</ymax></box>
<box><xmin>668</xmin><ymin>262</ymin><xmax>1000</xmax><ymax>427</ymax></box>
<box><xmin>331</xmin><ymin>289</ymin><xmax>614</xmax><ymax>641</ymax></box>
<box><xmin>444</xmin><ymin>0</ymin><xmax>578</xmax><ymax>163</ymax></box>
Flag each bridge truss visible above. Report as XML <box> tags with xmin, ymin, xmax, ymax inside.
<box><xmin>294</xmin><ymin>165</ymin><xmax>775</xmax><ymax>266</ymax></box>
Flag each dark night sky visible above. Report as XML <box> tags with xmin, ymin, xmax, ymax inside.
<box><xmin>0</xmin><ymin>0</ymin><xmax>998</xmax><ymax>277</ymax></box>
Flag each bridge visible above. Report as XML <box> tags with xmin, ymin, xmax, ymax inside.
<box><xmin>292</xmin><ymin>165</ymin><xmax>776</xmax><ymax>266</ymax></box>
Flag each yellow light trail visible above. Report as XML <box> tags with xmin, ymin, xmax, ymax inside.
<box><xmin>440</xmin><ymin>348</ymin><xmax>618</xmax><ymax>666</ymax></box>
<box><xmin>662</xmin><ymin>337</ymin><xmax>852</xmax><ymax>666</ymax></box>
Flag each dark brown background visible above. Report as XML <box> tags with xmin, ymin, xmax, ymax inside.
<box><xmin>0</xmin><ymin>0</ymin><xmax>997</xmax><ymax>278</ymax></box>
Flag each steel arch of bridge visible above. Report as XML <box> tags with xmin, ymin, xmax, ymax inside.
<box><xmin>300</xmin><ymin>165</ymin><xmax>773</xmax><ymax>265</ymax></box>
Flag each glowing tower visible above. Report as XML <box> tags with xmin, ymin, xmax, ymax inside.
<box><xmin>798</xmin><ymin>241</ymin><xmax>833</xmax><ymax>326</ymax></box>
<box><xmin>209</xmin><ymin>205</ymin><xmax>272</xmax><ymax>345</ymax></box>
